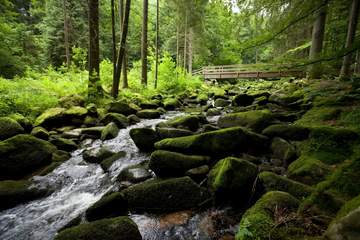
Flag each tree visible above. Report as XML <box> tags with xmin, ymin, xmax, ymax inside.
<box><xmin>120</xmin><ymin>0</ymin><xmax>128</xmax><ymax>89</ymax></box>
<box><xmin>308</xmin><ymin>1</ymin><xmax>328</xmax><ymax>79</ymax></box>
<box><xmin>154</xmin><ymin>0</ymin><xmax>159</xmax><ymax>89</ymax></box>
<box><xmin>340</xmin><ymin>0</ymin><xmax>360</xmax><ymax>80</ymax></box>
<box><xmin>141</xmin><ymin>0</ymin><xmax>148</xmax><ymax>86</ymax></box>
<box><xmin>111</xmin><ymin>0</ymin><xmax>117</xmax><ymax>81</ymax></box>
<box><xmin>63</xmin><ymin>0</ymin><xmax>70</xmax><ymax>67</ymax></box>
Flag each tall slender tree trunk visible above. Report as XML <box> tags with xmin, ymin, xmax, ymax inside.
<box><xmin>111</xmin><ymin>0</ymin><xmax>117</xmax><ymax>82</ymax></box>
<box><xmin>188</xmin><ymin>27</ymin><xmax>193</xmax><ymax>74</ymax></box>
<box><xmin>308</xmin><ymin>2</ymin><xmax>327</xmax><ymax>79</ymax></box>
<box><xmin>119</xmin><ymin>0</ymin><xmax>128</xmax><ymax>89</ymax></box>
<box><xmin>112</xmin><ymin>0</ymin><xmax>131</xmax><ymax>98</ymax></box>
<box><xmin>141</xmin><ymin>0</ymin><xmax>148</xmax><ymax>86</ymax></box>
<box><xmin>122</xmin><ymin>51</ymin><xmax>128</xmax><ymax>88</ymax></box>
<box><xmin>176</xmin><ymin>26</ymin><xmax>179</xmax><ymax>67</ymax></box>
<box><xmin>183</xmin><ymin>11</ymin><xmax>187</xmax><ymax>71</ymax></box>
<box><xmin>154</xmin><ymin>0</ymin><xmax>159</xmax><ymax>89</ymax></box>
<box><xmin>63</xmin><ymin>0</ymin><xmax>70</xmax><ymax>67</ymax></box>
<box><xmin>88</xmin><ymin>0</ymin><xmax>101</xmax><ymax>99</ymax></box>
<box><xmin>340</xmin><ymin>0</ymin><xmax>360</xmax><ymax>80</ymax></box>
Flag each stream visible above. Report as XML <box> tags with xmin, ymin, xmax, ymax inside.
<box><xmin>0</xmin><ymin>111</ymin><xmax>235</xmax><ymax>240</ymax></box>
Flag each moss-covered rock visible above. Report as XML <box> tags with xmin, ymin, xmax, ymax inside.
<box><xmin>157</xmin><ymin>114</ymin><xmax>207</xmax><ymax>132</ymax></box>
<box><xmin>49</xmin><ymin>137</ymin><xmax>78</xmax><ymax>152</ymax></box>
<box><xmin>218</xmin><ymin>110</ymin><xmax>273</xmax><ymax>132</ymax></box>
<box><xmin>271</xmin><ymin>137</ymin><xmax>297</xmax><ymax>164</ymax></box>
<box><xmin>232</xmin><ymin>94</ymin><xmax>255</xmax><ymax>107</ymax></box>
<box><xmin>206</xmin><ymin>108</ymin><xmax>222</xmax><ymax>116</ymax></box>
<box><xmin>31</xmin><ymin>126</ymin><xmax>50</xmax><ymax>140</ymax></box>
<box><xmin>155</xmin><ymin>127</ymin><xmax>268</xmax><ymax>157</ymax></box>
<box><xmin>100</xmin><ymin>113</ymin><xmax>129</xmax><ymax>129</ymax></box>
<box><xmin>0</xmin><ymin>134</ymin><xmax>56</xmax><ymax>180</ymax></box>
<box><xmin>208</xmin><ymin>157</ymin><xmax>257</xmax><ymax>203</ymax></box>
<box><xmin>235</xmin><ymin>191</ymin><xmax>300</xmax><ymax>240</ymax></box>
<box><xmin>108</xmin><ymin>101</ymin><xmax>140</xmax><ymax>116</ymax></box>
<box><xmin>0</xmin><ymin>117</ymin><xmax>24</xmax><ymax>140</ymax></box>
<box><xmin>262</xmin><ymin>124</ymin><xmax>310</xmax><ymax>141</ymax></box>
<box><xmin>86</xmin><ymin>103</ymin><xmax>98</xmax><ymax>116</ymax></box>
<box><xmin>149</xmin><ymin>150</ymin><xmax>210</xmax><ymax>178</ymax></box>
<box><xmin>258</xmin><ymin>171</ymin><xmax>313</xmax><ymax>200</ymax></box>
<box><xmin>52</xmin><ymin>150</ymin><xmax>71</xmax><ymax>162</ymax></box>
<box><xmin>85</xmin><ymin>192</ymin><xmax>128</xmax><ymax>221</ymax></box>
<box><xmin>83</xmin><ymin>147</ymin><xmax>115</xmax><ymax>164</ymax></box>
<box><xmin>163</xmin><ymin>98</ymin><xmax>181</xmax><ymax>110</ymax></box>
<box><xmin>9</xmin><ymin>113</ymin><xmax>33</xmax><ymax>132</ymax></box>
<box><xmin>54</xmin><ymin>216</ymin><xmax>142</xmax><ymax>240</ymax></box>
<box><xmin>121</xmin><ymin>176</ymin><xmax>209</xmax><ymax>213</ymax></box>
<box><xmin>81</xmin><ymin>127</ymin><xmax>104</xmax><ymax>138</ymax></box>
<box><xmin>136</xmin><ymin>109</ymin><xmax>161</xmax><ymax>119</ymax></box>
<box><xmin>100</xmin><ymin>151</ymin><xmax>126</xmax><ymax>171</ymax></box>
<box><xmin>117</xmin><ymin>163</ymin><xmax>152</xmax><ymax>183</ymax></box>
<box><xmin>35</xmin><ymin>107</ymin><xmax>88</xmax><ymax>128</ymax></box>
<box><xmin>214</xmin><ymin>98</ymin><xmax>231</xmax><ymax>107</ymax></box>
<box><xmin>334</xmin><ymin>194</ymin><xmax>360</xmax><ymax>221</ymax></box>
<box><xmin>58</xmin><ymin>94</ymin><xmax>85</xmax><ymax>108</ymax></box>
<box><xmin>128</xmin><ymin>114</ymin><xmax>141</xmax><ymax>124</ymax></box>
<box><xmin>129</xmin><ymin>128</ymin><xmax>158</xmax><ymax>152</ymax></box>
<box><xmin>0</xmin><ymin>180</ymin><xmax>48</xmax><ymax>211</ymax></box>
<box><xmin>185</xmin><ymin>165</ymin><xmax>210</xmax><ymax>182</ymax></box>
<box><xmin>101</xmin><ymin>122</ymin><xmax>119</xmax><ymax>141</ymax></box>
<box><xmin>156</xmin><ymin>127</ymin><xmax>194</xmax><ymax>139</ymax></box>
<box><xmin>269</xmin><ymin>92</ymin><xmax>304</xmax><ymax>106</ymax></box>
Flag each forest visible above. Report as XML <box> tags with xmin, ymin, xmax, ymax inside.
<box><xmin>0</xmin><ymin>0</ymin><xmax>360</xmax><ymax>240</ymax></box>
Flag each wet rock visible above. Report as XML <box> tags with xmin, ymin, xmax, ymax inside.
<box><xmin>86</xmin><ymin>103</ymin><xmax>98</xmax><ymax>116</ymax></box>
<box><xmin>81</xmin><ymin>127</ymin><xmax>104</xmax><ymax>138</ymax></box>
<box><xmin>325</xmin><ymin>207</ymin><xmax>360</xmax><ymax>240</ymax></box>
<box><xmin>218</xmin><ymin>109</ymin><xmax>273</xmax><ymax>132</ymax></box>
<box><xmin>0</xmin><ymin>117</ymin><xmax>24</xmax><ymax>140</ymax></box>
<box><xmin>130</xmin><ymin>128</ymin><xmax>158</xmax><ymax>152</ymax></box>
<box><xmin>108</xmin><ymin>101</ymin><xmax>140</xmax><ymax>116</ymax></box>
<box><xmin>0</xmin><ymin>180</ymin><xmax>49</xmax><ymax>211</ymax></box>
<box><xmin>202</xmin><ymin>124</ymin><xmax>220</xmax><ymax>132</ymax></box>
<box><xmin>155</xmin><ymin>127</ymin><xmax>268</xmax><ymax>157</ymax></box>
<box><xmin>157</xmin><ymin>114</ymin><xmax>207</xmax><ymax>132</ymax></box>
<box><xmin>136</xmin><ymin>109</ymin><xmax>161</xmax><ymax>119</ymax></box>
<box><xmin>101</xmin><ymin>122</ymin><xmax>119</xmax><ymax>141</ymax></box>
<box><xmin>271</xmin><ymin>137</ymin><xmax>297</xmax><ymax>165</ymax></box>
<box><xmin>214</xmin><ymin>98</ymin><xmax>231</xmax><ymax>107</ymax></box>
<box><xmin>52</xmin><ymin>150</ymin><xmax>71</xmax><ymax>162</ymax></box>
<box><xmin>258</xmin><ymin>171</ymin><xmax>313</xmax><ymax>200</ymax></box>
<box><xmin>185</xmin><ymin>165</ymin><xmax>209</xmax><ymax>183</ymax></box>
<box><xmin>139</xmin><ymin>100</ymin><xmax>160</xmax><ymax>109</ymax></box>
<box><xmin>121</xmin><ymin>176</ymin><xmax>210</xmax><ymax>213</ymax></box>
<box><xmin>128</xmin><ymin>114</ymin><xmax>141</xmax><ymax>124</ymax></box>
<box><xmin>101</xmin><ymin>113</ymin><xmax>129</xmax><ymax>129</ymax></box>
<box><xmin>83</xmin><ymin>147</ymin><xmax>115</xmax><ymax>164</ymax></box>
<box><xmin>34</xmin><ymin>107</ymin><xmax>88</xmax><ymax>128</ymax></box>
<box><xmin>100</xmin><ymin>151</ymin><xmax>126</xmax><ymax>171</ymax></box>
<box><xmin>208</xmin><ymin>157</ymin><xmax>257</xmax><ymax>203</ymax></box>
<box><xmin>262</xmin><ymin>124</ymin><xmax>310</xmax><ymax>140</ymax></box>
<box><xmin>0</xmin><ymin>134</ymin><xmax>56</xmax><ymax>180</ymax></box>
<box><xmin>232</xmin><ymin>94</ymin><xmax>254</xmax><ymax>107</ymax></box>
<box><xmin>206</xmin><ymin>108</ymin><xmax>222</xmax><ymax>116</ymax></box>
<box><xmin>8</xmin><ymin>113</ymin><xmax>33</xmax><ymax>132</ymax></box>
<box><xmin>83</xmin><ymin>116</ymin><xmax>98</xmax><ymax>127</ymax></box>
<box><xmin>54</xmin><ymin>217</ymin><xmax>142</xmax><ymax>240</ymax></box>
<box><xmin>31</xmin><ymin>126</ymin><xmax>49</xmax><ymax>140</ymax></box>
<box><xmin>61</xmin><ymin>128</ymin><xmax>82</xmax><ymax>139</ymax></box>
<box><xmin>117</xmin><ymin>164</ymin><xmax>152</xmax><ymax>183</ymax></box>
<box><xmin>149</xmin><ymin>150</ymin><xmax>210</xmax><ymax>178</ymax></box>
<box><xmin>156</xmin><ymin>127</ymin><xmax>194</xmax><ymax>139</ymax></box>
<box><xmin>163</xmin><ymin>98</ymin><xmax>181</xmax><ymax>110</ymax></box>
<box><xmin>86</xmin><ymin>192</ymin><xmax>128</xmax><ymax>221</ymax></box>
<box><xmin>49</xmin><ymin>136</ymin><xmax>78</xmax><ymax>152</ymax></box>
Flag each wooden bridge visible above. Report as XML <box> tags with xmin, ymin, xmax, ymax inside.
<box><xmin>192</xmin><ymin>64</ymin><xmax>304</xmax><ymax>80</ymax></box>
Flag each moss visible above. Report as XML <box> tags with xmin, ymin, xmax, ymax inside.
<box><xmin>136</xmin><ymin>109</ymin><xmax>161</xmax><ymax>119</ymax></box>
<box><xmin>0</xmin><ymin>117</ymin><xmax>25</xmax><ymax>140</ymax></box>
<box><xmin>34</xmin><ymin>108</ymin><xmax>65</xmax><ymax>127</ymax></box>
<box><xmin>8</xmin><ymin>113</ymin><xmax>33</xmax><ymax>132</ymax></box>
<box><xmin>335</xmin><ymin>194</ymin><xmax>360</xmax><ymax>220</ymax></box>
<box><xmin>156</xmin><ymin>127</ymin><xmax>194</xmax><ymax>139</ymax></box>
<box><xmin>52</xmin><ymin>150</ymin><xmax>71</xmax><ymax>162</ymax></box>
<box><xmin>50</xmin><ymin>137</ymin><xmax>77</xmax><ymax>152</ymax></box>
<box><xmin>129</xmin><ymin>128</ymin><xmax>158</xmax><ymax>152</ymax></box>
<box><xmin>31</xmin><ymin>126</ymin><xmax>50</xmax><ymax>140</ymax></box>
<box><xmin>157</xmin><ymin>114</ymin><xmax>206</xmax><ymax>132</ymax></box>
<box><xmin>262</xmin><ymin>124</ymin><xmax>310</xmax><ymax>140</ymax></box>
<box><xmin>217</xmin><ymin>109</ymin><xmax>273</xmax><ymax>132</ymax></box>
<box><xmin>100</xmin><ymin>113</ymin><xmax>129</xmax><ymax>128</ymax></box>
<box><xmin>101</xmin><ymin>122</ymin><xmax>119</xmax><ymax>141</ymax></box>
<box><xmin>100</xmin><ymin>151</ymin><xmax>126</xmax><ymax>171</ymax></box>
<box><xmin>295</xmin><ymin>107</ymin><xmax>342</xmax><ymax>128</ymax></box>
<box><xmin>259</xmin><ymin>171</ymin><xmax>313</xmax><ymax>200</ymax></box>
<box><xmin>64</xmin><ymin>106</ymin><xmax>88</xmax><ymax>117</ymax></box>
<box><xmin>54</xmin><ymin>217</ymin><xmax>142</xmax><ymax>240</ymax></box>
<box><xmin>163</xmin><ymin>98</ymin><xmax>181</xmax><ymax>110</ymax></box>
<box><xmin>108</xmin><ymin>101</ymin><xmax>140</xmax><ymax>116</ymax></box>
<box><xmin>149</xmin><ymin>150</ymin><xmax>210</xmax><ymax>177</ymax></box>
<box><xmin>235</xmin><ymin>191</ymin><xmax>300</xmax><ymax>240</ymax></box>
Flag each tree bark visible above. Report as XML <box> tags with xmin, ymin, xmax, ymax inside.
<box><xmin>122</xmin><ymin>51</ymin><xmax>128</xmax><ymax>88</ymax></box>
<box><xmin>63</xmin><ymin>0</ymin><xmax>70</xmax><ymax>67</ymax></box>
<box><xmin>154</xmin><ymin>0</ymin><xmax>159</xmax><ymax>89</ymax></box>
<box><xmin>340</xmin><ymin>0</ymin><xmax>360</xmax><ymax>80</ymax></box>
<box><xmin>141</xmin><ymin>0</ymin><xmax>148</xmax><ymax>86</ymax></box>
<box><xmin>88</xmin><ymin>0</ymin><xmax>101</xmax><ymax>99</ymax></box>
<box><xmin>112</xmin><ymin>0</ymin><xmax>131</xmax><ymax>98</ymax></box>
<box><xmin>308</xmin><ymin>2</ymin><xmax>327</xmax><ymax>79</ymax></box>
<box><xmin>111</xmin><ymin>0</ymin><xmax>117</xmax><ymax>81</ymax></box>
<box><xmin>119</xmin><ymin>0</ymin><xmax>128</xmax><ymax>89</ymax></box>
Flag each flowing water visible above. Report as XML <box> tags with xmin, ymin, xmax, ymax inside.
<box><xmin>0</xmin><ymin>111</ymin><xmax>236</xmax><ymax>240</ymax></box>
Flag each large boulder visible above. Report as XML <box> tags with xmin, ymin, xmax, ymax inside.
<box><xmin>0</xmin><ymin>134</ymin><xmax>56</xmax><ymax>180</ymax></box>
<box><xmin>58</xmin><ymin>94</ymin><xmax>85</xmax><ymax>108</ymax></box>
<box><xmin>218</xmin><ymin>110</ymin><xmax>273</xmax><ymax>132</ymax></box>
<box><xmin>117</xmin><ymin>164</ymin><xmax>152</xmax><ymax>183</ymax></box>
<box><xmin>136</xmin><ymin>109</ymin><xmax>161</xmax><ymax>119</ymax></box>
<box><xmin>35</xmin><ymin>107</ymin><xmax>88</xmax><ymax>128</ymax></box>
<box><xmin>156</xmin><ymin>127</ymin><xmax>194</xmax><ymax>139</ymax></box>
<box><xmin>109</xmin><ymin>101</ymin><xmax>140</xmax><ymax>116</ymax></box>
<box><xmin>262</xmin><ymin>124</ymin><xmax>310</xmax><ymax>141</ymax></box>
<box><xmin>0</xmin><ymin>117</ymin><xmax>24</xmax><ymax>140</ymax></box>
<box><xmin>130</xmin><ymin>128</ymin><xmax>158</xmax><ymax>152</ymax></box>
<box><xmin>54</xmin><ymin>217</ymin><xmax>142</xmax><ymax>240</ymax></box>
<box><xmin>100</xmin><ymin>113</ymin><xmax>129</xmax><ymax>129</ymax></box>
<box><xmin>83</xmin><ymin>147</ymin><xmax>116</xmax><ymax>164</ymax></box>
<box><xmin>101</xmin><ymin>122</ymin><xmax>119</xmax><ymax>141</ymax></box>
<box><xmin>214</xmin><ymin>98</ymin><xmax>231</xmax><ymax>107</ymax></box>
<box><xmin>155</xmin><ymin>127</ymin><xmax>268</xmax><ymax>157</ymax></box>
<box><xmin>270</xmin><ymin>137</ymin><xmax>297</xmax><ymax>165</ymax></box>
<box><xmin>163</xmin><ymin>98</ymin><xmax>181</xmax><ymax>110</ymax></box>
<box><xmin>49</xmin><ymin>137</ymin><xmax>78</xmax><ymax>152</ymax></box>
<box><xmin>31</xmin><ymin>126</ymin><xmax>50</xmax><ymax>140</ymax></box>
<box><xmin>325</xmin><ymin>206</ymin><xmax>360</xmax><ymax>240</ymax></box>
<box><xmin>157</xmin><ymin>114</ymin><xmax>207</xmax><ymax>132</ymax></box>
<box><xmin>0</xmin><ymin>180</ymin><xmax>48</xmax><ymax>211</ymax></box>
<box><xmin>232</xmin><ymin>94</ymin><xmax>255</xmax><ymax>107</ymax></box>
<box><xmin>149</xmin><ymin>150</ymin><xmax>210</xmax><ymax>178</ymax></box>
<box><xmin>121</xmin><ymin>176</ymin><xmax>209</xmax><ymax>213</ymax></box>
<box><xmin>208</xmin><ymin>157</ymin><xmax>257</xmax><ymax>203</ymax></box>
<box><xmin>8</xmin><ymin>113</ymin><xmax>33</xmax><ymax>132</ymax></box>
<box><xmin>81</xmin><ymin>127</ymin><xmax>104</xmax><ymax>139</ymax></box>
<box><xmin>86</xmin><ymin>192</ymin><xmax>128</xmax><ymax>221</ymax></box>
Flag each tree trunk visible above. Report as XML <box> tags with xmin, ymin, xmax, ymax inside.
<box><xmin>88</xmin><ymin>0</ymin><xmax>101</xmax><ymax>99</ymax></box>
<box><xmin>308</xmin><ymin>2</ymin><xmax>327</xmax><ymax>79</ymax></box>
<box><xmin>112</xmin><ymin>0</ymin><xmax>131</xmax><ymax>98</ymax></box>
<box><xmin>355</xmin><ymin>50</ymin><xmax>360</xmax><ymax>74</ymax></box>
<box><xmin>122</xmin><ymin>51</ymin><xmax>128</xmax><ymax>88</ymax></box>
<box><xmin>63</xmin><ymin>0</ymin><xmax>70</xmax><ymax>67</ymax></box>
<box><xmin>111</xmin><ymin>0</ymin><xmax>117</xmax><ymax>82</ymax></box>
<box><xmin>188</xmin><ymin>27</ymin><xmax>193</xmax><ymax>74</ymax></box>
<box><xmin>183</xmin><ymin>11</ymin><xmax>187</xmax><ymax>71</ymax></box>
<box><xmin>340</xmin><ymin>0</ymin><xmax>360</xmax><ymax>80</ymax></box>
<box><xmin>141</xmin><ymin>0</ymin><xmax>148</xmax><ymax>86</ymax></box>
<box><xmin>176</xmin><ymin>25</ymin><xmax>179</xmax><ymax>67</ymax></box>
<box><xmin>119</xmin><ymin>0</ymin><xmax>128</xmax><ymax>89</ymax></box>
<box><xmin>154</xmin><ymin>0</ymin><xmax>159</xmax><ymax>89</ymax></box>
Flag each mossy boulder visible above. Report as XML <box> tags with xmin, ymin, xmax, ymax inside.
<box><xmin>52</xmin><ymin>150</ymin><xmax>71</xmax><ymax>162</ymax></box>
<box><xmin>206</xmin><ymin>108</ymin><xmax>222</xmax><ymax>116</ymax></box>
<box><xmin>58</xmin><ymin>94</ymin><xmax>85</xmax><ymax>108</ymax></box>
<box><xmin>101</xmin><ymin>122</ymin><xmax>119</xmax><ymax>141</ymax></box>
<box><xmin>49</xmin><ymin>137</ymin><xmax>77</xmax><ymax>152</ymax></box>
<box><xmin>129</xmin><ymin>128</ymin><xmax>158</xmax><ymax>152</ymax></box>
<box><xmin>185</xmin><ymin>165</ymin><xmax>210</xmax><ymax>182</ymax></box>
<box><xmin>9</xmin><ymin>113</ymin><xmax>33</xmax><ymax>132</ymax></box>
<box><xmin>35</xmin><ymin>107</ymin><xmax>88</xmax><ymax>128</ymax></box>
<box><xmin>0</xmin><ymin>180</ymin><xmax>48</xmax><ymax>211</ymax></box>
<box><xmin>214</xmin><ymin>98</ymin><xmax>231</xmax><ymax>107</ymax></box>
<box><xmin>81</xmin><ymin>127</ymin><xmax>104</xmax><ymax>138</ymax></box>
<box><xmin>83</xmin><ymin>147</ymin><xmax>115</xmax><ymax>164</ymax></box>
<box><xmin>271</xmin><ymin>137</ymin><xmax>297</xmax><ymax>165</ymax></box>
<box><xmin>128</xmin><ymin>114</ymin><xmax>141</xmax><ymax>124</ymax></box>
<box><xmin>218</xmin><ymin>110</ymin><xmax>273</xmax><ymax>132</ymax></box>
<box><xmin>262</xmin><ymin>124</ymin><xmax>310</xmax><ymax>141</ymax></box>
<box><xmin>269</xmin><ymin>93</ymin><xmax>304</xmax><ymax>106</ymax></box>
<box><xmin>100</xmin><ymin>113</ymin><xmax>129</xmax><ymax>129</ymax></box>
<box><xmin>156</xmin><ymin>127</ymin><xmax>194</xmax><ymax>139</ymax></box>
<box><xmin>85</xmin><ymin>192</ymin><xmax>128</xmax><ymax>221</ymax></box>
<box><xmin>233</xmin><ymin>94</ymin><xmax>255</xmax><ymax>107</ymax></box>
<box><xmin>139</xmin><ymin>100</ymin><xmax>160</xmax><ymax>109</ymax></box>
<box><xmin>208</xmin><ymin>157</ymin><xmax>258</xmax><ymax>203</ymax></box>
<box><xmin>157</xmin><ymin>114</ymin><xmax>207</xmax><ymax>132</ymax></box>
<box><xmin>258</xmin><ymin>171</ymin><xmax>313</xmax><ymax>200</ymax></box>
<box><xmin>100</xmin><ymin>151</ymin><xmax>126</xmax><ymax>171</ymax></box>
<box><xmin>54</xmin><ymin>216</ymin><xmax>142</xmax><ymax>240</ymax></box>
<box><xmin>235</xmin><ymin>191</ymin><xmax>300</xmax><ymax>240</ymax></box>
<box><xmin>0</xmin><ymin>117</ymin><xmax>24</xmax><ymax>140</ymax></box>
<box><xmin>31</xmin><ymin>126</ymin><xmax>50</xmax><ymax>140</ymax></box>
<box><xmin>149</xmin><ymin>150</ymin><xmax>210</xmax><ymax>178</ymax></box>
<box><xmin>136</xmin><ymin>109</ymin><xmax>161</xmax><ymax>119</ymax></box>
<box><xmin>86</xmin><ymin>103</ymin><xmax>98</xmax><ymax>116</ymax></box>
<box><xmin>155</xmin><ymin>127</ymin><xmax>268</xmax><ymax>157</ymax></box>
<box><xmin>121</xmin><ymin>176</ymin><xmax>209</xmax><ymax>213</ymax></box>
<box><xmin>108</xmin><ymin>101</ymin><xmax>140</xmax><ymax>116</ymax></box>
<box><xmin>117</xmin><ymin>164</ymin><xmax>152</xmax><ymax>183</ymax></box>
<box><xmin>0</xmin><ymin>134</ymin><xmax>56</xmax><ymax>180</ymax></box>
<box><xmin>163</xmin><ymin>98</ymin><xmax>181</xmax><ymax>110</ymax></box>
